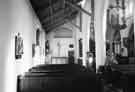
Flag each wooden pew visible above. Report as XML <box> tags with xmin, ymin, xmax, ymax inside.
<box><xmin>17</xmin><ymin>64</ymin><xmax>96</xmax><ymax>92</ymax></box>
<box><xmin>112</xmin><ymin>64</ymin><xmax>135</xmax><ymax>92</ymax></box>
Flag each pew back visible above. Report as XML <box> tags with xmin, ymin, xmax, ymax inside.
<box><xmin>17</xmin><ymin>64</ymin><xmax>96</xmax><ymax>92</ymax></box>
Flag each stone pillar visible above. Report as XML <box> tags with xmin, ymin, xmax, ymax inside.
<box><xmin>133</xmin><ymin>0</ymin><xmax>135</xmax><ymax>47</ymax></box>
<box><xmin>95</xmin><ymin>0</ymin><xmax>108</xmax><ymax>70</ymax></box>
<box><xmin>82</xmin><ymin>0</ymin><xmax>91</xmax><ymax>66</ymax></box>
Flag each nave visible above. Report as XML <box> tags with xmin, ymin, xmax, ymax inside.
<box><xmin>1</xmin><ymin>0</ymin><xmax>135</xmax><ymax>92</ymax></box>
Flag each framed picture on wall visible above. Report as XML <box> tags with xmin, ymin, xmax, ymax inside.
<box><xmin>15</xmin><ymin>33</ymin><xmax>24</xmax><ymax>59</ymax></box>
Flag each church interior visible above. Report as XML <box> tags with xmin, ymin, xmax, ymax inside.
<box><xmin>1</xmin><ymin>0</ymin><xmax>135</xmax><ymax>92</ymax></box>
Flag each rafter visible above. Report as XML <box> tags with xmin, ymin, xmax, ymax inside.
<box><xmin>30</xmin><ymin>0</ymin><xmax>83</xmax><ymax>32</ymax></box>
<box><xmin>65</xmin><ymin>1</ymin><xmax>92</xmax><ymax>16</ymax></box>
<box><xmin>44</xmin><ymin>11</ymin><xmax>77</xmax><ymax>31</ymax></box>
<box><xmin>41</xmin><ymin>7</ymin><xmax>71</xmax><ymax>24</ymax></box>
<box><xmin>45</xmin><ymin>19</ymin><xmax>68</xmax><ymax>32</ymax></box>
<box><xmin>38</xmin><ymin>1</ymin><xmax>63</xmax><ymax>18</ymax></box>
<box><xmin>66</xmin><ymin>19</ymin><xmax>80</xmax><ymax>29</ymax></box>
<box><xmin>42</xmin><ymin>8</ymin><xmax>77</xmax><ymax>26</ymax></box>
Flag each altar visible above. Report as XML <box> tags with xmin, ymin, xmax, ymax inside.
<box><xmin>51</xmin><ymin>56</ymin><xmax>68</xmax><ymax>64</ymax></box>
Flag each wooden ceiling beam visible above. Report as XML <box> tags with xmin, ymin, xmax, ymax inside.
<box><xmin>38</xmin><ymin>1</ymin><xmax>63</xmax><ymax>18</ymax></box>
<box><xmin>41</xmin><ymin>7</ymin><xmax>70</xmax><ymax>24</ymax></box>
<box><xmin>45</xmin><ymin>19</ymin><xmax>68</xmax><ymax>32</ymax></box>
<box><xmin>35</xmin><ymin>1</ymin><xmax>57</xmax><ymax>12</ymax></box>
<box><xmin>43</xmin><ymin>12</ymin><xmax>69</xmax><ymax>28</ymax></box>
<box><xmin>43</xmin><ymin>8</ymin><xmax>77</xmax><ymax>28</ymax></box>
<box><xmin>38</xmin><ymin>0</ymin><xmax>82</xmax><ymax>21</ymax></box>
<box><xmin>44</xmin><ymin>11</ymin><xmax>77</xmax><ymax>31</ymax></box>
<box><xmin>30</xmin><ymin>0</ymin><xmax>83</xmax><ymax>32</ymax></box>
<box><xmin>49</xmin><ymin>0</ymin><xmax>53</xmax><ymax>24</ymax></box>
<box><xmin>66</xmin><ymin>19</ymin><xmax>80</xmax><ymax>29</ymax></box>
<box><xmin>65</xmin><ymin>1</ymin><xmax>92</xmax><ymax>16</ymax></box>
